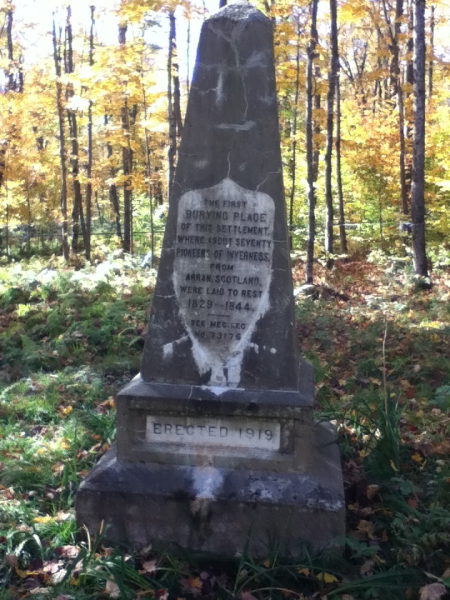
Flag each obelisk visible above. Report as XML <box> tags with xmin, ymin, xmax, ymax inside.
<box><xmin>76</xmin><ymin>2</ymin><xmax>345</xmax><ymax>556</ymax></box>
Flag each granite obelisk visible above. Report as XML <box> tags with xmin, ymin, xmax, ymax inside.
<box><xmin>76</xmin><ymin>2</ymin><xmax>345</xmax><ymax>556</ymax></box>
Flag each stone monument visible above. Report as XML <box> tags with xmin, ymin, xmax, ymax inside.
<box><xmin>76</xmin><ymin>1</ymin><xmax>345</xmax><ymax>556</ymax></box>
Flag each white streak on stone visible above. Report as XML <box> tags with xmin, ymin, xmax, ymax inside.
<box><xmin>270</xmin><ymin>348</ymin><xmax>277</xmax><ymax>354</ymax></box>
<box><xmin>201</xmin><ymin>385</ymin><xmax>227</xmax><ymax>396</ymax></box>
<box><xmin>195</xmin><ymin>159</ymin><xmax>209</xmax><ymax>169</ymax></box>
<box><xmin>216</xmin><ymin>121</ymin><xmax>256</xmax><ymax>131</ymax></box>
<box><xmin>162</xmin><ymin>335</ymin><xmax>190</xmax><ymax>360</ymax></box>
<box><xmin>163</xmin><ymin>343</ymin><xmax>173</xmax><ymax>360</ymax></box>
<box><xmin>193</xmin><ymin>466</ymin><xmax>223</xmax><ymax>499</ymax></box>
<box><xmin>259</xmin><ymin>92</ymin><xmax>276</xmax><ymax>105</ymax></box>
<box><xmin>216</xmin><ymin>68</ymin><xmax>225</xmax><ymax>105</ymax></box>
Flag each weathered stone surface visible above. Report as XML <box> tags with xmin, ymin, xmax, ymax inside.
<box><xmin>140</xmin><ymin>2</ymin><xmax>300</xmax><ymax>392</ymax></box>
<box><xmin>76</xmin><ymin>422</ymin><xmax>345</xmax><ymax>556</ymax></box>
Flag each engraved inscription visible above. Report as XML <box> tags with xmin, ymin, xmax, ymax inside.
<box><xmin>173</xmin><ymin>178</ymin><xmax>275</xmax><ymax>387</ymax></box>
<box><xmin>146</xmin><ymin>415</ymin><xmax>281</xmax><ymax>451</ymax></box>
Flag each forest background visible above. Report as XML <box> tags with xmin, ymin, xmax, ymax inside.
<box><xmin>1</xmin><ymin>0</ymin><xmax>449</xmax><ymax>275</ymax></box>
<box><xmin>0</xmin><ymin>1</ymin><xmax>450</xmax><ymax>598</ymax></box>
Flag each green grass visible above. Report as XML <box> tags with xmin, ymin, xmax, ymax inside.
<box><xmin>0</xmin><ymin>252</ymin><xmax>449</xmax><ymax>599</ymax></box>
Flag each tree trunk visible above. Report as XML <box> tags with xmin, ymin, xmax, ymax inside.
<box><xmin>186</xmin><ymin>20</ymin><xmax>191</xmax><ymax>92</ymax></box>
<box><xmin>289</xmin><ymin>21</ymin><xmax>301</xmax><ymax>238</ymax></box>
<box><xmin>143</xmin><ymin>87</ymin><xmax>155</xmax><ymax>268</ymax></box>
<box><xmin>336</xmin><ymin>75</ymin><xmax>347</xmax><ymax>255</ymax></box>
<box><xmin>313</xmin><ymin>66</ymin><xmax>321</xmax><ymax>183</ymax></box>
<box><xmin>388</xmin><ymin>0</ymin><xmax>408</xmax><ymax>215</ymax></box>
<box><xmin>405</xmin><ymin>0</ymin><xmax>414</xmax><ymax>207</ymax></box>
<box><xmin>411</xmin><ymin>0</ymin><xmax>428</xmax><ymax>277</ymax></box>
<box><xmin>105</xmin><ymin>114</ymin><xmax>122</xmax><ymax>240</ymax></box>
<box><xmin>120</xmin><ymin>22</ymin><xmax>132</xmax><ymax>253</ymax></box>
<box><xmin>85</xmin><ymin>5</ymin><xmax>95</xmax><ymax>261</ymax></box>
<box><xmin>428</xmin><ymin>5</ymin><xmax>434</xmax><ymax>102</ymax></box>
<box><xmin>306</xmin><ymin>0</ymin><xmax>319</xmax><ymax>284</ymax></box>
<box><xmin>168</xmin><ymin>12</ymin><xmax>176</xmax><ymax>201</ymax></box>
<box><xmin>324</xmin><ymin>0</ymin><xmax>338</xmax><ymax>258</ymax></box>
<box><xmin>7</xmin><ymin>3</ymin><xmax>15</xmax><ymax>92</ymax></box>
<box><xmin>65</xmin><ymin>6</ymin><xmax>85</xmax><ymax>253</ymax></box>
<box><xmin>53</xmin><ymin>17</ymin><xmax>69</xmax><ymax>260</ymax></box>
<box><xmin>399</xmin><ymin>82</ymin><xmax>408</xmax><ymax>215</ymax></box>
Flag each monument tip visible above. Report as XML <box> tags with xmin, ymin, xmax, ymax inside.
<box><xmin>210</xmin><ymin>1</ymin><xmax>269</xmax><ymax>23</ymax></box>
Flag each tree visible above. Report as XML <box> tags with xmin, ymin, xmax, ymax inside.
<box><xmin>167</xmin><ymin>11</ymin><xmax>176</xmax><ymax>201</ymax></box>
<box><xmin>428</xmin><ymin>5</ymin><xmax>434</xmax><ymax>102</ymax></box>
<box><xmin>65</xmin><ymin>6</ymin><xmax>86</xmax><ymax>252</ymax></box>
<box><xmin>306</xmin><ymin>0</ymin><xmax>319</xmax><ymax>284</ymax></box>
<box><xmin>85</xmin><ymin>5</ymin><xmax>95</xmax><ymax>261</ymax></box>
<box><xmin>288</xmin><ymin>18</ymin><xmax>301</xmax><ymax>239</ymax></box>
<box><xmin>52</xmin><ymin>14</ymin><xmax>69</xmax><ymax>261</ymax></box>
<box><xmin>336</xmin><ymin>72</ymin><xmax>347</xmax><ymax>255</ymax></box>
<box><xmin>324</xmin><ymin>0</ymin><xmax>338</xmax><ymax>259</ymax></box>
<box><xmin>119</xmin><ymin>20</ymin><xmax>133</xmax><ymax>253</ymax></box>
<box><xmin>411</xmin><ymin>0</ymin><xmax>428</xmax><ymax>277</ymax></box>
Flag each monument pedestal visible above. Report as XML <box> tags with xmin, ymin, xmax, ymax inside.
<box><xmin>76</xmin><ymin>368</ymin><xmax>345</xmax><ymax>556</ymax></box>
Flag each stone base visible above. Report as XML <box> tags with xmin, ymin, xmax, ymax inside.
<box><xmin>76</xmin><ymin>422</ymin><xmax>345</xmax><ymax>557</ymax></box>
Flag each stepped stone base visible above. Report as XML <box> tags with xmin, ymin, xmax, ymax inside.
<box><xmin>76</xmin><ymin>421</ymin><xmax>345</xmax><ymax>557</ymax></box>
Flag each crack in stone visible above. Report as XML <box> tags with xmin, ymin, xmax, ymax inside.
<box><xmin>256</xmin><ymin>168</ymin><xmax>281</xmax><ymax>191</ymax></box>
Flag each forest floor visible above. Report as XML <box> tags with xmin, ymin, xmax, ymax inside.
<box><xmin>0</xmin><ymin>251</ymin><xmax>449</xmax><ymax>600</ymax></box>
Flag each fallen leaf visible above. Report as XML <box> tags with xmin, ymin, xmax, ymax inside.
<box><xmin>6</xmin><ymin>554</ymin><xmax>17</xmax><ymax>568</ymax></box>
<box><xmin>297</xmin><ymin>567</ymin><xmax>309</xmax><ymax>576</ymax></box>
<box><xmin>419</xmin><ymin>583</ymin><xmax>447</xmax><ymax>600</ymax></box>
<box><xmin>412</xmin><ymin>453</ymin><xmax>423</xmax><ymax>463</ymax></box>
<box><xmin>241</xmin><ymin>592</ymin><xmax>258</xmax><ymax>600</ymax></box>
<box><xmin>105</xmin><ymin>578</ymin><xmax>120</xmax><ymax>599</ymax></box>
<box><xmin>55</xmin><ymin>545</ymin><xmax>79</xmax><ymax>559</ymax></box>
<box><xmin>34</xmin><ymin>515</ymin><xmax>53</xmax><ymax>524</ymax></box>
<box><xmin>366</xmin><ymin>484</ymin><xmax>380</xmax><ymax>500</ymax></box>
<box><xmin>139</xmin><ymin>544</ymin><xmax>153</xmax><ymax>557</ymax></box>
<box><xmin>360</xmin><ymin>559</ymin><xmax>375</xmax><ymax>576</ymax></box>
<box><xmin>142</xmin><ymin>559</ymin><xmax>157</xmax><ymax>574</ymax></box>
<box><xmin>189</xmin><ymin>577</ymin><xmax>202</xmax><ymax>590</ymax></box>
<box><xmin>316</xmin><ymin>572</ymin><xmax>338</xmax><ymax>583</ymax></box>
<box><xmin>55</xmin><ymin>511</ymin><xmax>71</xmax><ymax>522</ymax></box>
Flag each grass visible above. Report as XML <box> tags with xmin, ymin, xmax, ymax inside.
<box><xmin>0</xmin><ymin>249</ymin><xmax>449</xmax><ymax>599</ymax></box>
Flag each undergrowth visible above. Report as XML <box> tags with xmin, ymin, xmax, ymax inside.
<box><xmin>0</xmin><ymin>253</ymin><xmax>449</xmax><ymax>599</ymax></box>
